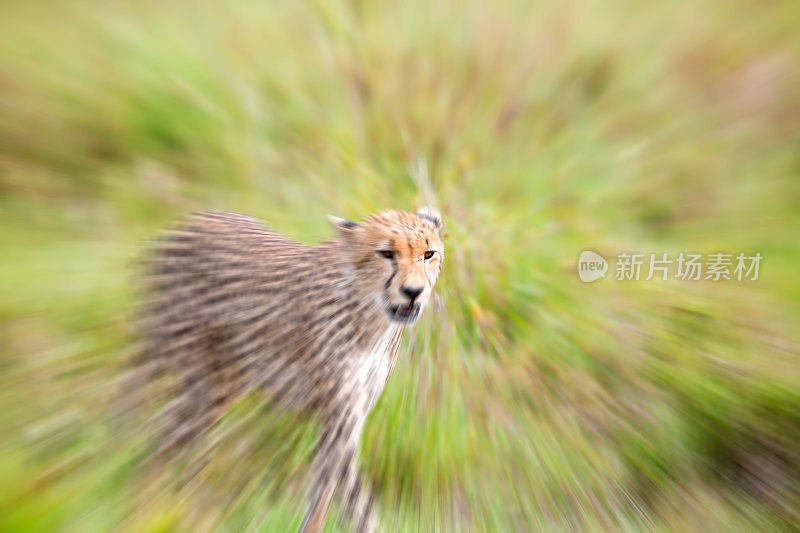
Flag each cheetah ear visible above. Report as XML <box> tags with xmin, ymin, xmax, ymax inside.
<box><xmin>416</xmin><ymin>206</ymin><xmax>443</xmax><ymax>233</ymax></box>
<box><xmin>328</xmin><ymin>215</ymin><xmax>360</xmax><ymax>236</ymax></box>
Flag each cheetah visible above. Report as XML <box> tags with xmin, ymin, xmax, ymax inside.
<box><xmin>133</xmin><ymin>207</ymin><xmax>444</xmax><ymax>532</ymax></box>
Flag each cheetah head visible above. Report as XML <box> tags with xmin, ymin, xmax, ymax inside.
<box><xmin>330</xmin><ymin>207</ymin><xmax>444</xmax><ymax>325</ymax></box>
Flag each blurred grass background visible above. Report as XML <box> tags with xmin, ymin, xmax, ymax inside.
<box><xmin>1</xmin><ymin>0</ymin><xmax>799</xmax><ymax>530</ymax></box>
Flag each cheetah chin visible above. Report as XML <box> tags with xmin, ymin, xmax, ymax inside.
<box><xmin>388</xmin><ymin>303</ymin><xmax>421</xmax><ymax>323</ymax></box>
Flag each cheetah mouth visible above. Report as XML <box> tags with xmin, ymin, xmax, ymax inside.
<box><xmin>388</xmin><ymin>303</ymin><xmax>420</xmax><ymax>324</ymax></box>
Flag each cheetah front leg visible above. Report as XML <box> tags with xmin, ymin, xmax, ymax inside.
<box><xmin>338</xmin><ymin>451</ymin><xmax>378</xmax><ymax>533</ymax></box>
<box><xmin>299</xmin><ymin>406</ymin><xmax>366</xmax><ymax>533</ymax></box>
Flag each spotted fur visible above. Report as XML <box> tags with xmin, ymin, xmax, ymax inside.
<box><xmin>134</xmin><ymin>208</ymin><xmax>444</xmax><ymax>532</ymax></box>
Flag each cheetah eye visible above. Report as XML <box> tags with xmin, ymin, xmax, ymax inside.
<box><xmin>377</xmin><ymin>250</ymin><xmax>394</xmax><ymax>259</ymax></box>
<box><xmin>423</xmin><ymin>251</ymin><xmax>435</xmax><ymax>260</ymax></box>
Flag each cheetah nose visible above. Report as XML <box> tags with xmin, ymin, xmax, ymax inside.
<box><xmin>401</xmin><ymin>285</ymin><xmax>424</xmax><ymax>303</ymax></box>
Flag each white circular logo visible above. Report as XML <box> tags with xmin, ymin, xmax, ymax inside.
<box><xmin>577</xmin><ymin>251</ymin><xmax>607</xmax><ymax>282</ymax></box>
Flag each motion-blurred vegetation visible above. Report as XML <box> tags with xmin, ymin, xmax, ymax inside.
<box><xmin>1</xmin><ymin>0</ymin><xmax>799</xmax><ymax>531</ymax></box>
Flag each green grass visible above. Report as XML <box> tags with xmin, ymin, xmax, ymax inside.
<box><xmin>1</xmin><ymin>0</ymin><xmax>799</xmax><ymax>530</ymax></box>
